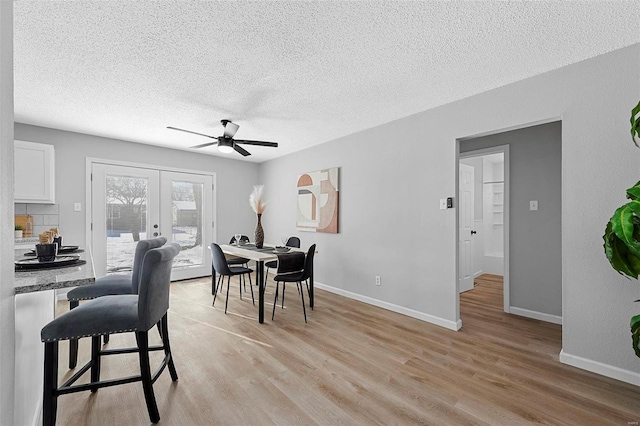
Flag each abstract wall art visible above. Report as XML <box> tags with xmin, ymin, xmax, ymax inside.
<box><xmin>296</xmin><ymin>167</ymin><xmax>339</xmax><ymax>233</ymax></box>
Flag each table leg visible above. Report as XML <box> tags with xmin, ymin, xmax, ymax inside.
<box><xmin>257</xmin><ymin>260</ymin><xmax>264</xmax><ymax>323</ymax></box>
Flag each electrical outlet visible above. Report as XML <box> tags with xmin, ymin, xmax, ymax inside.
<box><xmin>73</xmin><ymin>203</ymin><xmax>82</xmax><ymax>212</ymax></box>
<box><xmin>530</xmin><ymin>200</ymin><xmax>538</xmax><ymax>211</ymax></box>
<box><xmin>375</xmin><ymin>276</ymin><xmax>381</xmax><ymax>286</ymax></box>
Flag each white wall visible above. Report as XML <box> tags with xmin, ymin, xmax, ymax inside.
<box><xmin>259</xmin><ymin>45</ymin><xmax>640</xmax><ymax>384</ymax></box>
<box><xmin>14</xmin><ymin>125</ymin><xmax>262</xmax><ymax>248</ymax></box>
<box><xmin>0</xmin><ymin>1</ymin><xmax>15</xmax><ymax>424</ymax></box>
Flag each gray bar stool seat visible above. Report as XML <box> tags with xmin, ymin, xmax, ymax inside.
<box><xmin>41</xmin><ymin>243</ymin><xmax>181</xmax><ymax>425</ymax></box>
<box><xmin>65</xmin><ymin>237</ymin><xmax>166</xmax><ymax>368</ymax></box>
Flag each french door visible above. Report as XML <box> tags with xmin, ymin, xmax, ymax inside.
<box><xmin>91</xmin><ymin>162</ymin><xmax>214</xmax><ymax>281</ymax></box>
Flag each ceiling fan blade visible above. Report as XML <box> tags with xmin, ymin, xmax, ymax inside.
<box><xmin>167</xmin><ymin>126</ymin><xmax>217</xmax><ymax>139</ymax></box>
<box><xmin>189</xmin><ymin>141</ymin><xmax>219</xmax><ymax>149</ymax></box>
<box><xmin>234</xmin><ymin>139</ymin><xmax>278</xmax><ymax>148</ymax></box>
<box><xmin>234</xmin><ymin>144</ymin><xmax>251</xmax><ymax>156</ymax></box>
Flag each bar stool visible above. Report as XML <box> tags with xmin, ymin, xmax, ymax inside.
<box><xmin>65</xmin><ymin>236</ymin><xmax>166</xmax><ymax>368</ymax></box>
<box><xmin>41</xmin><ymin>243</ymin><xmax>180</xmax><ymax>425</ymax></box>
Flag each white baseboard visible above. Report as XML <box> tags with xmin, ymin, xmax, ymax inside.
<box><xmin>314</xmin><ymin>282</ymin><xmax>462</xmax><ymax>331</ymax></box>
<box><xmin>509</xmin><ymin>306</ymin><xmax>562</xmax><ymax>325</ymax></box>
<box><xmin>559</xmin><ymin>350</ymin><xmax>640</xmax><ymax>387</ymax></box>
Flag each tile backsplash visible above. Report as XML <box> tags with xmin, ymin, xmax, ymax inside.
<box><xmin>15</xmin><ymin>203</ymin><xmax>59</xmax><ymax>236</ymax></box>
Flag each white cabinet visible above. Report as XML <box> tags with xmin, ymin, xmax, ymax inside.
<box><xmin>14</xmin><ymin>140</ymin><xmax>55</xmax><ymax>204</ymax></box>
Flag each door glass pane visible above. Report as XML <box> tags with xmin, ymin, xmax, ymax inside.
<box><xmin>105</xmin><ymin>175</ymin><xmax>148</xmax><ymax>274</ymax></box>
<box><xmin>171</xmin><ymin>180</ymin><xmax>204</xmax><ymax>268</ymax></box>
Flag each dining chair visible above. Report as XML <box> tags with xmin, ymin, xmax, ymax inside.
<box><xmin>264</xmin><ymin>236</ymin><xmax>300</xmax><ymax>287</ymax></box>
<box><xmin>41</xmin><ymin>243</ymin><xmax>181</xmax><ymax>425</ymax></box>
<box><xmin>225</xmin><ymin>234</ymin><xmax>251</xmax><ymax>291</ymax></box>
<box><xmin>272</xmin><ymin>244</ymin><xmax>316</xmax><ymax>323</ymax></box>
<box><xmin>65</xmin><ymin>236</ymin><xmax>167</xmax><ymax>369</ymax></box>
<box><xmin>211</xmin><ymin>243</ymin><xmax>254</xmax><ymax>314</ymax></box>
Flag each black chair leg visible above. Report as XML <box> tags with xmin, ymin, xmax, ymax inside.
<box><xmin>282</xmin><ymin>283</ymin><xmax>286</xmax><ymax>309</ymax></box>
<box><xmin>136</xmin><ymin>331</ymin><xmax>160</xmax><ymax>423</ymax></box>
<box><xmin>224</xmin><ymin>276</ymin><xmax>231</xmax><ymax>314</ymax></box>
<box><xmin>248</xmin><ymin>273</ymin><xmax>255</xmax><ymax>305</ymax></box>
<box><xmin>160</xmin><ymin>315</ymin><xmax>178</xmax><ymax>381</ymax></box>
<box><xmin>213</xmin><ymin>274</ymin><xmax>221</xmax><ymax>306</ymax></box>
<box><xmin>305</xmin><ymin>280</ymin><xmax>312</xmax><ymax>310</ymax></box>
<box><xmin>43</xmin><ymin>341</ymin><xmax>58</xmax><ymax>426</ymax></box>
<box><xmin>90</xmin><ymin>336</ymin><xmax>101</xmax><ymax>393</ymax></box>
<box><xmin>239</xmin><ymin>274</ymin><xmax>243</xmax><ymax>301</ymax></box>
<box><xmin>299</xmin><ymin>282</ymin><xmax>308</xmax><ymax>323</ymax></box>
<box><xmin>272</xmin><ymin>282</ymin><xmax>279</xmax><ymax>320</ymax></box>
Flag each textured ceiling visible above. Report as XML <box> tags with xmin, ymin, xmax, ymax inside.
<box><xmin>13</xmin><ymin>1</ymin><xmax>640</xmax><ymax>163</ymax></box>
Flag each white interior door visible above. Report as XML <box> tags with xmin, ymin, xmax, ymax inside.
<box><xmin>91</xmin><ymin>163</ymin><xmax>213</xmax><ymax>280</ymax></box>
<box><xmin>459</xmin><ymin>163</ymin><xmax>475</xmax><ymax>293</ymax></box>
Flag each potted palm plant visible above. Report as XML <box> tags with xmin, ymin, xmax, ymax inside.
<box><xmin>14</xmin><ymin>224</ymin><xmax>23</xmax><ymax>239</ymax></box>
<box><xmin>603</xmin><ymin>100</ymin><xmax>640</xmax><ymax>358</ymax></box>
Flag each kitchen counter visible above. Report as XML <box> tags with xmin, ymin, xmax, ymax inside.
<box><xmin>14</xmin><ymin>247</ymin><xmax>95</xmax><ymax>294</ymax></box>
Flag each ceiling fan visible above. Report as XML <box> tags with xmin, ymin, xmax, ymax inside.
<box><xmin>167</xmin><ymin>119</ymin><xmax>278</xmax><ymax>157</ymax></box>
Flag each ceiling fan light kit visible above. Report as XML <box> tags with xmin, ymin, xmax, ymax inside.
<box><xmin>167</xmin><ymin>119</ymin><xmax>278</xmax><ymax>157</ymax></box>
<box><xmin>218</xmin><ymin>137</ymin><xmax>234</xmax><ymax>153</ymax></box>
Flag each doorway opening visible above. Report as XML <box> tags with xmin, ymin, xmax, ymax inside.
<box><xmin>458</xmin><ymin>146</ymin><xmax>509</xmax><ymax>313</ymax></box>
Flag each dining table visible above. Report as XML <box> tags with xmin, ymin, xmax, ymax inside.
<box><xmin>217</xmin><ymin>243</ymin><xmax>314</xmax><ymax>323</ymax></box>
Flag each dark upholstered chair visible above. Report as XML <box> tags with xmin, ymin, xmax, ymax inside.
<box><xmin>272</xmin><ymin>244</ymin><xmax>316</xmax><ymax>323</ymax></box>
<box><xmin>41</xmin><ymin>243</ymin><xmax>181</xmax><ymax>425</ymax></box>
<box><xmin>264</xmin><ymin>236</ymin><xmax>300</xmax><ymax>287</ymax></box>
<box><xmin>226</xmin><ymin>234</ymin><xmax>250</xmax><ymax>266</ymax></box>
<box><xmin>211</xmin><ymin>243</ymin><xmax>254</xmax><ymax>314</ymax></box>
<box><xmin>66</xmin><ymin>236</ymin><xmax>167</xmax><ymax>368</ymax></box>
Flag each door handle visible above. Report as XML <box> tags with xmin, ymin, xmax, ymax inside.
<box><xmin>471</xmin><ymin>230</ymin><xmax>477</xmax><ymax>235</ymax></box>
<box><xmin>153</xmin><ymin>232</ymin><xmax>159</xmax><ymax>237</ymax></box>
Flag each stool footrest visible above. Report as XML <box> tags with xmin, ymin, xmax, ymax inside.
<box><xmin>100</xmin><ymin>344</ymin><xmax>164</xmax><ymax>356</ymax></box>
<box><xmin>58</xmin><ymin>374</ymin><xmax>142</xmax><ymax>395</ymax></box>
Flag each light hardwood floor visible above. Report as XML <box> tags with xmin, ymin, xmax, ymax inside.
<box><xmin>51</xmin><ymin>273</ymin><xmax>640</xmax><ymax>425</ymax></box>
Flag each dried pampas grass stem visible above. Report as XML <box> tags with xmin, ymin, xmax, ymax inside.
<box><xmin>249</xmin><ymin>185</ymin><xmax>267</xmax><ymax>214</ymax></box>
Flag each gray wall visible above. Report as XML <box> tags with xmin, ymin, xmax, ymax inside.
<box><xmin>461</xmin><ymin>122</ymin><xmax>562</xmax><ymax>317</ymax></box>
<box><xmin>14</xmin><ymin>124</ymin><xmax>261</xmax><ymax>248</ymax></box>
<box><xmin>0</xmin><ymin>1</ymin><xmax>14</xmax><ymax>423</ymax></box>
<box><xmin>259</xmin><ymin>44</ymin><xmax>640</xmax><ymax>380</ymax></box>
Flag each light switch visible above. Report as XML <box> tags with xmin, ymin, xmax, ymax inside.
<box><xmin>530</xmin><ymin>200</ymin><xmax>538</xmax><ymax>211</ymax></box>
<box><xmin>74</xmin><ymin>203</ymin><xmax>82</xmax><ymax>212</ymax></box>
<box><xmin>439</xmin><ymin>199</ymin><xmax>447</xmax><ymax>210</ymax></box>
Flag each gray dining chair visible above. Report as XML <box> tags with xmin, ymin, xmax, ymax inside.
<box><xmin>211</xmin><ymin>243</ymin><xmax>254</xmax><ymax>313</ymax></box>
<box><xmin>272</xmin><ymin>244</ymin><xmax>316</xmax><ymax>323</ymax></box>
<box><xmin>65</xmin><ymin>236</ymin><xmax>167</xmax><ymax>369</ymax></box>
<box><xmin>41</xmin><ymin>243</ymin><xmax>181</xmax><ymax>425</ymax></box>
<box><xmin>264</xmin><ymin>236</ymin><xmax>300</xmax><ymax>288</ymax></box>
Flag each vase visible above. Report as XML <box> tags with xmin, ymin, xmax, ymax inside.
<box><xmin>255</xmin><ymin>214</ymin><xmax>264</xmax><ymax>249</ymax></box>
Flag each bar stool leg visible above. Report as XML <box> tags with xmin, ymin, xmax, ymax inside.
<box><xmin>90</xmin><ymin>336</ymin><xmax>101</xmax><ymax>393</ymax></box>
<box><xmin>136</xmin><ymin>330</ymin><xmax>160</xmax><ymax>423</ymax></box>
<box><xmin>161</xmin><ymin>315</ymin><xmax>179</xmax><ymax>381</ymax></box>
<box><xmin>43</xmin><ymin>341</ymin><xmax>59</xmax><ymax>426</ymax></box>
<box><xmin>68</xmin><ymin>300</ymin><xmax>79</xmax><ymax>369</ymax></box>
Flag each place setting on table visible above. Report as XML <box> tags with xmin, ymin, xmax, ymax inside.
<box><xmin>15</xmin><ymin>228</ymin><xmax>85</xmax><ymax>271</ymax></box>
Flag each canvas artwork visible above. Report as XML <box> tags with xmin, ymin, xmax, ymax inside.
<box><xmin>296</xmin><ymin>167</ymin><xmax>339</xmax><ymax>233</ymax></box>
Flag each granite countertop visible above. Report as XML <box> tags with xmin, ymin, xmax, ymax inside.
<box><xmin>14</xmin><ymin>247</ymin><xmax>96</xmax><ymax>294</ymax></box>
